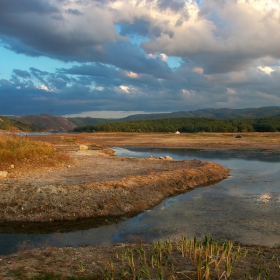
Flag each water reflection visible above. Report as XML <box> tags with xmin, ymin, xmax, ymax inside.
<box><xmin>1</xmin><ymin>147</ymin><xmax>280</xmax><ymax>255</ymax></box>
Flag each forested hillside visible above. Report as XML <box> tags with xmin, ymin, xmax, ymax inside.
<box><xmin>121</xmin><ymin>106</ymin><xmax>280</xmax><ymax>121</ymax></box>
<box><xmin>74</xmin><ymin>116</ymin><xmax>280</xmax><ymax>133</ymax></box>
<box><xmin>67</xmin><ymin>117</ymin><xmax>113</xmax><ymax>126</ymax></box>
<box><xmin>66</xmin><ymin>106</ymin><xmax>280</xmax><ymax>127</ymax></box>
<box><xmin>0</xmin><ymin>116</ymin><xmax>42</xmax><ymax>131</ymax></box>
<box><xmin>22</xmin><ymin>114</ymin><xmax>76</xmax><ymax>131</ymax></box>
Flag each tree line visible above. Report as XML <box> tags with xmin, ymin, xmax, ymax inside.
<box><xmin>73</xmin><ymin>116</ymin><xmax>280</xmax><ymax>133</ymax></box>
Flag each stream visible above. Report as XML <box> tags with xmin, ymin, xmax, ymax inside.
<box><xmin>1</xmin><ymin>147</ymin><xmax>280</xmax><ymax>255</ymax></box>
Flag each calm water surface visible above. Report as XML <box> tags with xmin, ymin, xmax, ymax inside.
<box><xmin>1</xmin><ymin>148</ymin><xmax>280</xmax><ymax>255</ymax></box>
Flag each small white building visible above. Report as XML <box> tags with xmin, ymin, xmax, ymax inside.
<box><xmin>175</xmin><ymin>131</ymin><xmax>180</xmax><ymax>134</ymax></box>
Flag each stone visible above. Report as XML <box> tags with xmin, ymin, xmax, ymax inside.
<box><xmin>148</xmin><ymin>155</ymin><xmax>153</xmax><ymax>158</ymax></box>
<box><xmin>0</xmin><ymin>171</ymin><xmax>8</xmax><ymax>178</ymax></box>
<box><xmin>165</xmin><ymin>156</ymin><xmax>173</xmax><ymax>160</ymax></box>
<box><xmin>159</xmin><ymin>157</ymin><xmax>165</xmax><ymax>160</ymax></box>
<box><xmin>79</xmin><ymin>145</ymin><xmax>89</xmax><ymax>150</ymax></box>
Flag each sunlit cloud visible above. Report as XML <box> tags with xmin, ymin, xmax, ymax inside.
<box><xmin>39</xmin><ymin>85</ymin><xmax>50</xmax><ymax>91</ymax></box>
<box><xmin>192</xmin><ymin>67</ymin><xmax>204</xmax><ymax>74</ymax></box>
<box><xmin>258</xmin><ymin>194</ymin><xmax>271</xmax><ymax>202</ymax></box>
<box><xmin>126</xmin><ymin>71</ymin><xmax>139</xmax><ymax>78</ymax></box>
<box><xmin>257</xmin><ymin>66</ymin><xmax>274</xmax><ymax>75</ymax></box>
<box><xmin>119</xmin><ymin>85</ymin><xmax>130</xmax><ymax>94</ymax></box>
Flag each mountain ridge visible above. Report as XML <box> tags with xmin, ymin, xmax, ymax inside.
<box><xmin>2</xmin><ymin>106</ymin><xmax>280</xmax><ymax>131</ymax></box>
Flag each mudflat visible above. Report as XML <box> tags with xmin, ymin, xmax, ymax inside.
<box><xmin>0</xmin><ymin>146</ymin><xmax>228</xmax><ymax>223</ymax></box>
<box><xmin>48</xmin><ymin>131</ymin><xmax>280</xmax><ymax>150</ymax></box>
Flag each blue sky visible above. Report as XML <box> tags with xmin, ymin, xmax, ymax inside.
<box><xmin>1</xmin><ymin>0</ymin><xmax>280</xmax><ymax>117</ymax></box>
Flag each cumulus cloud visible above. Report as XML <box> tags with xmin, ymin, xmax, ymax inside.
<box><xmin>2</xmin><ymin>0</ymin><xmax>280</xmax><ymax>72</ymax></box>
<box><xmin>0</xmin><ymin>0</ymin><xmax>117</xmax><ymax>61</ymax></box>
<box><xmin>1</xmin><ymin>0</ymin><xmax>280</xmax><ymax>116</ymax></box>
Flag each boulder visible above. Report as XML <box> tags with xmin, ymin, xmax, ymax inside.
<box><xmin>165</xmin><ymin>156</ymin><xmax>173</xmax><ymax>160</ymax></box>
<box><xmin>79</xmin><ymin>145</ymin><xmax>89</xmax><ymax>150</ymax></box>
<box><xmin>0</xmin><ymin>171</ymin><xmax>8</xmax><ymax>178</ymax></box>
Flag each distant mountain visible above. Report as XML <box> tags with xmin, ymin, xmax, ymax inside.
<box><xmin>2</xmin><ymin>106</ymin><xmax>280</xmax><ymax>132</ymax></box>
<box><xmin>122</xmin><ymin>106</ymin><xmax>280</xmax><ymax>121</ymax></box>
<box><xmin>67</xmin><ymin>117</ymin><xmax>113</xmax><ymax>127</ymax></box>
<box><xmin>75</xmin><ymin>115</ymin><xmax>280</xmax><ymax>133</ymax></box>
<box><xmin>0</xmin><ymin>116</ymin><xmax>42</xmax><ymax>131</ymax></box>
<box><xmin>67</xmin><ymin>106</ymin><xmax>280</xmax><ymax>127</ymax></box>
<box><xmin>22</xmin><ymin>114</ymin><xmax>76</xmax><ymax>132</ymax></box>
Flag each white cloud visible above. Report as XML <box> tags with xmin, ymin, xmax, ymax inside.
<box><xmin>119</xmin><ymin>85</ymin><xmax>130</xmax><ymax>93</ymax></box>
<box><xmin>39</xmin><ymin>85</ymin><xmax>50</xmax><ymax>91</ymax></box>
<box><xmin>160</xmin><ymin>53</ymin><xmax>168</xmax><ymax>61</ymax></box>
<box><xmin>192</xmin><ymin>67</ymin><xmax>204</xmax><ymax>74</ymax></box>
<box><xmin>257</xmin><ymin>66</ymin><xmax>274</xmax><ymax>75</ymax></box>
<box><xmin>126</xmin><ymin>71</ymin><xmax>139</xmax><ymax>78</ymax></box>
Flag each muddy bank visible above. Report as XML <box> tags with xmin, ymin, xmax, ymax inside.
<box><xmin>0</xmin><ymin>149</ymin><xmax>228</xmax><ymax>223</ymax></box>
<box><xmin>0</xmin><ymin>242</ymin><xmax>279</xmax><ymax>280</ymax></box>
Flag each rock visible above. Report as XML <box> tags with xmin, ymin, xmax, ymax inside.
<box><xmin>10</xmin><ymin>165</ymin><xmax>14</xmax><ymax>169</ymax></box>
<box><xmin>0</xmin><ymin>171</ymin><xmax>8</xmax><ymax>178</ymax></box>
<box><xmin>165</xmin><ymin>156</ymin><xmax>173</xmax><ymax>160</ymax></box>
<box><xmin>148</xmin><ymin>155</ymin><xmax>153</xmax><ymax>158</ymax></box>
<box><xmin>159</xmin><ymin>157</ymin><xmax>165</xmax><ymax>160</ymax></box>
<box><xmin>79</xmin><ymin>145</ymin><xmax>89</xmax><ymax>150</ymax></box>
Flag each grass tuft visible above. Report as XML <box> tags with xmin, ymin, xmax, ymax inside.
<box><xmin>103</xmin><ymin>236</ymin><xmax>248</xmax><ymax>280</ymax></box>
<box><xmin>0</xmin><ymin>135</ymin><xmax>71</xmax><ymax>170</ymax></box>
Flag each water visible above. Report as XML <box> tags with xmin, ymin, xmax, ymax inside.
<box><xmin>1</xmin><ymin>147</ymin><xmax>280</xmax><ymax>255</ymax></box>
<box><xmin>16</xmin><ymin>132</ymin><xmax>68</xmax><ymax>136</ymax></box>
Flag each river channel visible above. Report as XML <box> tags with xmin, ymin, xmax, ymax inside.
<box><xmin>1</xmin><ymin>148</ymin><xmax>280</xmax><ymax>255</ymax></box>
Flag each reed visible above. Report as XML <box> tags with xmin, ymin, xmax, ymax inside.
<box><xmin>103</xmin><ymin>236</ymin><xmax>249</xmax><ymax>279</ymax></box>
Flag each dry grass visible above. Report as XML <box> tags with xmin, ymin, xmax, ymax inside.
<box><xmin>0</xmin><ymin>135</ymin><xmax>71</xmax><ymax>170</ymax></box>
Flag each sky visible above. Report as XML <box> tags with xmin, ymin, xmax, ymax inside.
<box><xmin>1</xmin><ymin>0</ymin><xmax>280</xmax><ymax>118</ymax></box>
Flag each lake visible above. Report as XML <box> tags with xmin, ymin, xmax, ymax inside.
<box><xmin>0</xmin><ymin>147</ymin><xmax>280</xmax><ymax>255</ymax></box>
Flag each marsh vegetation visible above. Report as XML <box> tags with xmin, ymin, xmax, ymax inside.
<box><xmin>0</xmin><ymin>135</ymin><xmax>71</xmax><ymax>171</ymax></box>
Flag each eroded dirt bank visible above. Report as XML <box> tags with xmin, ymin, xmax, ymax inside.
<box><xmin>0</xmin><ymin>149</ymin><xmax>228</xmax><ymax>222</ymax></box>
